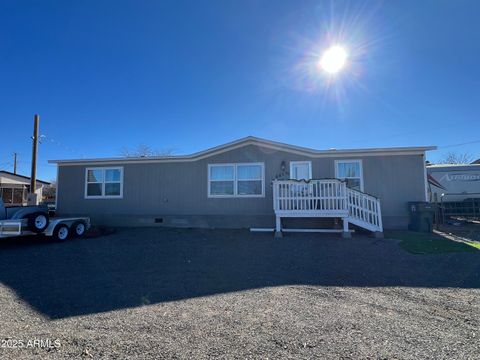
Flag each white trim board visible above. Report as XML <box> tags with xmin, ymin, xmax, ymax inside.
<box><xmin>423</xmin><ymin>153</ymin><xmax>429</xmax><ymax>202</ymax></box>
<box><xmin>250</xmin><ymin>228</ymin><xmax>355</xmax><ymax>233</ymax></box>
<box><xmin>49</xmin><ymin>136</ymin><xmax>437</xmax><ymax>166</ymax></box>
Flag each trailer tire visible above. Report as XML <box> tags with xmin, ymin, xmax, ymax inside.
<box><xmin>27</xmin><ymin>212</ymin><xmax>49</xmax><ymax>233</ymax></box>
<box><xmin>71</xmin><ymin>221</ymin><xmax>87</xmax><ymax>238</ymax></box>
<box><xmin>52</xmin><ymin>224</ymin><xmax>70</xmax><ymax>242</ymax></box>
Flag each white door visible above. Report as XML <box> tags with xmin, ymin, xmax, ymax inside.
<box><xmin>290</xmin><ymin>161</ymin><xmax>312</xmax><ymax>180</ymax></box>
<box><xmin>290</xmin><ymin>161</ymin><xmax>313</xmax><ymax>209</ymax></box>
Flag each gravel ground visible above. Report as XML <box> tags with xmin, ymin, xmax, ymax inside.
<box><xmin>0</xmin><ymin>228</ymin><xmax>479</xmax><ymax>359</ymax></box>
<box><xmin>440</xmin><ymin>222</ymin><xmax>480</xmax><ymax>242</ymax></box>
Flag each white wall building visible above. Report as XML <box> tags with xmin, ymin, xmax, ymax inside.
<box><xmin>0</xmin><ymin>171</ymin><xmax>50</xmax><ymax>206</ymax></box>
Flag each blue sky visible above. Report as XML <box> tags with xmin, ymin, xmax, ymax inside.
<box><xmin>1</xmin><ymin>0</ymin><xmax>479</xmax><ymax>181</ymax></box>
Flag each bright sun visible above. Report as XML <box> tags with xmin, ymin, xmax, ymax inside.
<box><xmin>319</xmin><ymin>45</ymin><xmax>348</xmax><ymax>74</ymax></box>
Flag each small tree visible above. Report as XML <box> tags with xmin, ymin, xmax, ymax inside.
<box><xmin>120</xmin><ymin>144</ymin><xmax>175</xmax><ymax>158</ymax></box>
<box><xmin>438</xmin><ymin>152</ymin><xmax>473</xmax><ymax>164</ymax></box>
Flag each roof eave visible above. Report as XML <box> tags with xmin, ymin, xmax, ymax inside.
<box><xmin>48</xmin><ymin>140</ymin><xmax>437</xmax><ymax>166</ymax></box>
<box><xmin>0</xmin><ymin>171</ymin><xmax>51</xmax><ymax>185</ymax></box>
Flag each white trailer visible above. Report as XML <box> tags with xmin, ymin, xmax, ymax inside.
<box><xmin>0</xmin><ymin>217</ymin><xmax>90</xmax><ymax>241</ymax></box>
<box><xmin>427</xmin><ymin>164</ymin><xmax>480</xmax><ymax>202</ymax></box>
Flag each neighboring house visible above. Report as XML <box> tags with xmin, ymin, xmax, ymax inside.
<box><xmin>49</xmin><ymin>137</ymin><xmax>435</xmax><ymax>234</ymax></box>
<box><xmin>0</xmin><ymin>171</ymin><xmax>50</xmax><ymax>206</ymax></box>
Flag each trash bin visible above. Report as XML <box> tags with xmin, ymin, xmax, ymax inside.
<box><xmin>408</xmin><ymin>202</ymin><xmax>436</xmax><ymax>232</ymax></box>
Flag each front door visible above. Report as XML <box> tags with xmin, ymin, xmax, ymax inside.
<box><xmin>289</xmin><ymin>161</ymin><xmax>313</xmax><ymax>210</ymax></box>
<box><xmin>290</xmin><ymin>161</ymin><xmax>312</xmax><ymax>180</ymax></box>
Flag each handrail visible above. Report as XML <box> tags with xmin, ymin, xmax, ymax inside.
<box><xmin>272</xmin><ymin>177</ymin><xmax>346</xmax><ymax>184</ymax></box>
<box><xmin>346</xmin><ymin>187</ymin><xmax>383</xmax><ymax>232</ymax></box>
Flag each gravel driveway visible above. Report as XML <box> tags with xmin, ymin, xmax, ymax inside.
<box><xmin>0</xmin><ymin>228</ymin><xmax>479</xmax><ymax>359</ymax></box>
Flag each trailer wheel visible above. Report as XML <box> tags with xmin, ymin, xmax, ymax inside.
<box><xmin>72</xmin><ymin>221</ymin><xmax>87</xmax><ymax>237</ymax></box>
<box><xmin>52</xmin><ymin>224</ymin><xmax>70</xmax><ymax>242</ymax></box>
<box><xmin>27</xmin><ymin>212</ymin><xmax>49</xmax><ymax>233</ymax></box>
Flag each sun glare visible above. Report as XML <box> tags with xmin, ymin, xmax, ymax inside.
<box><xmin>319</xmin><ymin>45</ymin><xmax>348</xmax><ymax>74</ymax></box>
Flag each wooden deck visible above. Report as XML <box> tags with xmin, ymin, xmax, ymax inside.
<box><xmin>273</xmin><ymin>179</ymin><xmax>383</xmax><ymax>235</ymax></box>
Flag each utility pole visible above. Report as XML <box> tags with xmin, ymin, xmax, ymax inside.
<box><xmin>28</xmin><ymin>114</ymin><xmax>39</xmax><ymax>205</ymax></box>
<box><xmin>13</xmin><ymin>152</ymin><xmax>17</xmax><ymax>174</ymax></box>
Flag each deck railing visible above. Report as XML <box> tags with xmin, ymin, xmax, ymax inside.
<box><xmin>273</xmin><ymin>179</ymin><xmax>383</xmax><ymax>232</ymax></box>
<box><xmin>273</xmin><ymin>179</ymin><xmax>348</xmax><ymax>215</ymax></box>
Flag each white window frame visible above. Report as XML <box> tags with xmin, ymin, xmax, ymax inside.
<box><xmin>207</xmin><ymin>163</ymin><xmax>236</xmax><ymax>198</ymax></box>
<box><xmin>290</xmin><ymin>161</ymin><xmax>312</xmax><ymax>180</ymax></box>
<box><xmin>85</xmin><ymin>167</ymin><xmax>124</xmax><ymax>199</ymax></box>
<box><xmin>208</xmin><ymin>163</ymin><xmax>265</xmax><ymax>198</ymax></box>
<box><xmin>334</xmin><ymin>159</ymin><xmax>364</xmax><ymax>191</ymax></box>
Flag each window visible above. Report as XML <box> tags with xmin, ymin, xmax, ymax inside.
<box><xmin>335</xmin><ymin>160</ymin><xmax>363</xmax><ymax>191</ymax></box>
<box><xmin>85</xmin><ymin>167</ymin><xmax>123</xmax><ymax>198</ymax></box>
<box><xmin>0</xmin><ymin>187</ymin><xmax>28</xmax><ymax>205</ymax></box>
<box><xmin>13</xmin><ymin>188</ymin><xmax>24</xmax><ymax>204</ymax></box>
<box><xmin>290</xmin><ymin>161</ymin><xmax>312</xmax><ymax>180</ymax></box>
<box><xmin>208</xmin><ymin>163</ymin><xmax>264</xmax><ymax>197</ymax></box>
<box><xmin>237</xmin><ymin>164</ymin><xmax>263</xmax><ymax>195</ymax></box>
<box><xmin>209</xmin><ymin>165</ymin><xmax>235</xmax><ymax>196</ymax></box>
<box><xmin>1</xmin><ymin>188</ymin><xmax>13</xmax><ymax>204</ymax></box>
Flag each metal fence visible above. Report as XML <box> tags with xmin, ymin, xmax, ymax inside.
<box><xmin>439</xmin><ymin>198</ymin><xmax>480</xmax><ymax>221</ymax></box>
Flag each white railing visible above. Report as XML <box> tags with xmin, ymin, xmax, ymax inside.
<box><xmin>346</xmin><ymin>187</ymin><xmax>383</xmax><ymax>232</ymax></box>
<box><xmin>273</xmin><ymin>179</ymin><xmax>348</xmax><ymax>215</ymax></box>
<box><xmin>272</xmin><ymin>179</ymin><xmax>383</xmax><ymax>232</ymax></box>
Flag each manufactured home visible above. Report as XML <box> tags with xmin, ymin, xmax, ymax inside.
<box><xmin>49</xmin><ymin>137</ymin><xmax>435</xmax><ymax>236</ymax></box>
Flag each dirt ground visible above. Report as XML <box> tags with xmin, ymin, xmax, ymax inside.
<box><xmin>0</xmin><ymin>228</ymin><xmax>479</xmax><ymax>359</ymax></box>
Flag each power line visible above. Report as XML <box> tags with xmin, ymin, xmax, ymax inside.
<box><xmin>437</xmin><ymin>139</ymin><xmax>480</xmax><ymax>150</ymax></box>
<box><xmin>40</xmin><ymin>134</ymin><xmax>86</xmax><ymax>158</ymax></box>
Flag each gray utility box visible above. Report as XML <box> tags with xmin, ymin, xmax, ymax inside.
<box><xmin>408</xmin><ymin>202</ymin><xmax>436</xmax><ymax>232</ymax></box>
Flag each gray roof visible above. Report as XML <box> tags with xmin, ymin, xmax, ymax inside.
<box><xmin>49</xmin><ymin>136</ymin><xmax>437</xmax><ymax>166</ymax></box>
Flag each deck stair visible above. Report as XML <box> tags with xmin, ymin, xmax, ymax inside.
<box><xmin>273</xmin><ymin>179</ymin><xmax>383</xmax><ymax>236</ymax></box>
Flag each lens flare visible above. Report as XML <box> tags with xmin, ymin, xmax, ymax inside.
<box><xmin>319</xmin><ymin>45</ymin><xmax>348</xmax><ymax>74</ymax></box>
